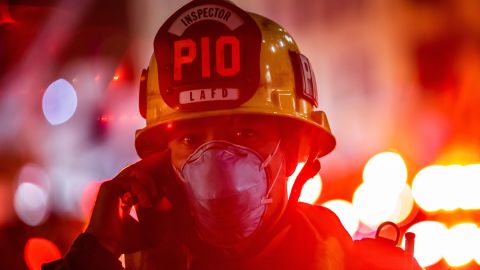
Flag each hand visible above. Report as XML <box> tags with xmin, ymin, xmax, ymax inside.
<box><xmin>85</xmin><ymin>151</ymin><xmax>171</xmax><ymax>257</ymax></box>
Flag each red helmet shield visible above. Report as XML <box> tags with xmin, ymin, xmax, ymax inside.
<box><xmin>154</xmin><ymin>0</ymin><xmax>262</xmax><ymax>111</ymax></box>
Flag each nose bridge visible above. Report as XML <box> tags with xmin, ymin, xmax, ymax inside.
<box><xmin>209</xmin><ymin>130</ymin><xmax>224</xmax><ymax>142</ymax></box>
<box><xmin>204</xmin><ymin>123</ymin><xmax>229</xmax><ymax>142</ymax></box>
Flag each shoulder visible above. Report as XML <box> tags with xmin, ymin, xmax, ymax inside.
<box><xmin>296</xmin><ymin>202</ymin><xmax>340</xmax><ymax>220</ymax></box>
<box><xmin>273</xmin><ymin>203</ymin><xmax>352</xmax><ymax>269</ymax></box>
<box><xmin>295</xmin><ymin>203</ymin><xmax>346</xmax><ymax>231</ymax></box>
<box><xmin>294</xmin><ymin>202</ymin><xmax>352</xmax><ymax>245</ymax></box>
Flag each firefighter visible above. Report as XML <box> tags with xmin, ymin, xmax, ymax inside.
<box><xmin>44</xmin><ymin>0</ymin><xmax>422</xmax><ymax>269</ymax></box>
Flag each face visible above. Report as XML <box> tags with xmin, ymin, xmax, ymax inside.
<box><xmin>167</xmin><ymin>115</ymin><xmax>291</xmax><ymax>239</ymax></box>
<box><xmin>168</xmin><ymin>115</ymin><xmax>282</xmax><ymax>171</ymax></box>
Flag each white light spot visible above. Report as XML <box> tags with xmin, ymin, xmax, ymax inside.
<box><xmin>42</xmin><ymin>79</ymin><xmax>78</xmax><ymax>125</ymax></box>
<box><xmin>363</xmin><ymin>152</ymin><xmax>407</xmax><ymax>194</ymax></box>
<box><xmin>404</xmin><ymin>221</ymin><xmax>448</xmax><ymax>267</ymax></box>
<box><xmin>14</xmin><ymin>183</ymin><xmax>49</xmax><ymax>226</ymax></box>
<box><xmin>412</xmin><ymin>164</ymin><xmax>480</xmax><ymax>212</ymax></box>
<box><xmin>459</xmin><ymin>164</ymin><xmax>480</xmax><ymax>210</ymax></box>
<box><xmin>444</xmin><ymin>223</ymin><xmax>479</xmax><ymax>267</ymax></box>
<box><xmin>352</xmin><ymin>183</ymin><xmax>398</xmax><ymax>228</ymax></box>
<box><xmin>390</xmin><ymin>185</ymin><xmax>414</xmax><ymax>224</ymax></box>
<box><xmin>412</xmin><ymin>165</ymin><xmax>445</xmax><ymax>212</ymax></box>
<box><xmin>287</xmin><ymin>162</ymin><xmax>322</xmax><ymax>204</ymax></box>
<box><xmin>285</xmin><ymin>35</ymin><xmax>293</xmax><ymax>43</ymax></box>
<box><xmin>322</xmin><ymin>199</ymin><xmax>359</xmax><ymax>236</ymax></box>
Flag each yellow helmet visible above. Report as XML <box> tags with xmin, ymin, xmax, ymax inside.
<box><xmin>135</xmin><ymin>0</ymin><xmax>335</xmax><ymax>159</ymax></box>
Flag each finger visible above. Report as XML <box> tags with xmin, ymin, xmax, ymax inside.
<box><xmin>130</xmin><ymin>180</ymin><xmax>153</xmax><ymax>208</ymax></box>
<box><xmin>107</xmin><ymin>175</ymin><xmax>152</xmax><ymax>210</ymax></box>
<box><xmin>133</xmin><ymin>169</ymin><xmax>160</xmax><ymax>203</ymax></box>
<box><xmin>113</xmin><ymin>167</ymin><xmax>162</xmax><ymax>210</ymax></box>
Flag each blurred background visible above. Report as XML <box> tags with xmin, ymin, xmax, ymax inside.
<box><xmin>1</xmin><ymin>0</ymin><xmax>479</xmax><ymax>269</ymax></box>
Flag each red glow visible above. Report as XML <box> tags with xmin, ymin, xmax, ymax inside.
<box><xmin>24</xmin><ymin>238</ymin><xmax>61</xmax><ymax>270</ymax></box>
<box><xmin>216</xmin><ymin>36</ymin><xmax>241</xmax><ymax>77</ymax></box>
<box><xmin>99</xmin><ymin>115</ymin><xmax>110</xmax><ymax>122</ymax></box>
<box><xmin>167</xmin><ymin>123</ymin><xmax>173</xmax><ymax>129</ymax></box>
<box><xmin>201</xmin><ymin>37</ymin><xmax>211</xmax><ymax>78</ymax></box>
<box><xmin>0</xmin><ymin>6</ymin><xmax>15</xmax><ymax>25</ymax></box>
<box><xmin>80</xmin><ymin>181</ymin><xmax>103</xmax><ymax>221</ymax></box>
<box><xmin>174</xmin><ymin>39</ymin><xmax>196</xmax><ymax>81</ymax></box>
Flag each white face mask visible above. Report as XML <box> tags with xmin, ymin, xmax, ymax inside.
<box><xmin>173</xmin><ymin>140</ymin><xmax>281</xmax><ymax>248</ymax></box>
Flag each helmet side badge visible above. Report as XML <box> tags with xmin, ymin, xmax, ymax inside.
<box><xmin>290</xmin><ymin>51</ymin><xmax>318</xmax><ymax>108</ymax></box>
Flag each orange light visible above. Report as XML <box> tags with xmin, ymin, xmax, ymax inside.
<box><xmin>24</xmin><ymin>238</ymin><xmax>61</xmax><ymax>270</ymax></box>
<box><xmin>113</xmin><ymin>75</ymin><xmax>120</xmax><ymax>81</ymax></box>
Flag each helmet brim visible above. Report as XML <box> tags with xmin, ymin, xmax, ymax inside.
<box><xmin>135</xmin><ymin>110</ymin><xmax>335</xmax><ymax>159</ymax></box>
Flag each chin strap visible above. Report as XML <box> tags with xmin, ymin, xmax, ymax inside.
<box><xmin>286</xmin><ymin>151</ymin><xmax>321</xmax><ymax>214</ymax></box>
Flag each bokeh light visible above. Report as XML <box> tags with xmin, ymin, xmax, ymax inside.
<box><xmin>443</xmin><ymin>223</ymin><xmax>479</xmax><ymax>267</ymax></box>
<box><xmin>24</xmin><ymin>238</ymin><xmax>61</xmax><ymax>270</ymax></box>
<box><xmin>476</xmin><ymin>239</ymin><xmax>480</xmax><ymax>265</ymax></box>
<box><xmin>411</xmin><ymin>165</ymin><xmax>445</xmax><ymax>212</ymax></box>
<box><xmin>352</xmin><ymin>183</ymin><xmax>398</xmax><ymax>228</ymax></box>
<box><xmin>42</xmin><ymin>78</ymin><xmax>78</xmax><ymax>125</ymax></box>
<box><xmin>287</xmin><ymin>162</ymin><xmax>322</xmax><ymax>204</ymax></box>
<box><xmin>404</xmin><ymin>221</ymin><xmax>448</xmax><ymax>267</ymax></box>
<box><xmin>389</xmin><ymin>185</ymin><xmax>414</xmax><ymax>225</ymax></box>
<box><xmin>459</xmin><ymin>164</ymin><xmax>480</xmax><ymax>210</ymax></box>
<box><xmin>412</xmin><ymin>164</ymin><xmax>480</xmax><ymax>212</ymax></box>
<box><xmin>16</xmin><ymin>163</ymin><xmax>51</xmax><ymax>191</ymax></box>
<box><xmin>322</xmin><ymin>199</ymin><xmax>359</xmax><ymax>236</ymax></box>
<box><xmin>352</xmin><ymin>183</ymin><xmax>414</xmax><ymax>228</ymax></box>
<box><xmin>363</xmin><ymin>151</ymin><xmax>407</xmax><ymax>193</ymax></box>
<box><xmin>443</xmin><ymin>165</ymin><xmax>463</xmax><ymax>211</ymax></box>
<box><xmin>14</xmin><ymin>183</ymin><xmax>49</xmax><ymax>226</ymax></box>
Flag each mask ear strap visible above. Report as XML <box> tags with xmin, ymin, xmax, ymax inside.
<box><xmin>260</xmin><ymin>140</ymin><xmax>282</xmax><ymax>204</ymax></box>
<box><xmin>286</xmin><ymin>150</ymin><xmax>321</xmax><ymax>213</ymax></box>
<box><xmin>261</xmin><ymin>157</ymin><xmax>284</xmax><ymax>204</ymax></box>
<box><xmin>260</xmin><ymin>139</ymin><xmax>281</xmax><ymax>170</ymax></box>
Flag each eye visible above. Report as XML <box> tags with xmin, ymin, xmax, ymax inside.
<box><xmin>180</xmin><ymin>134</ymin><xmax>202</xmax><ymax>146</ymax></box>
